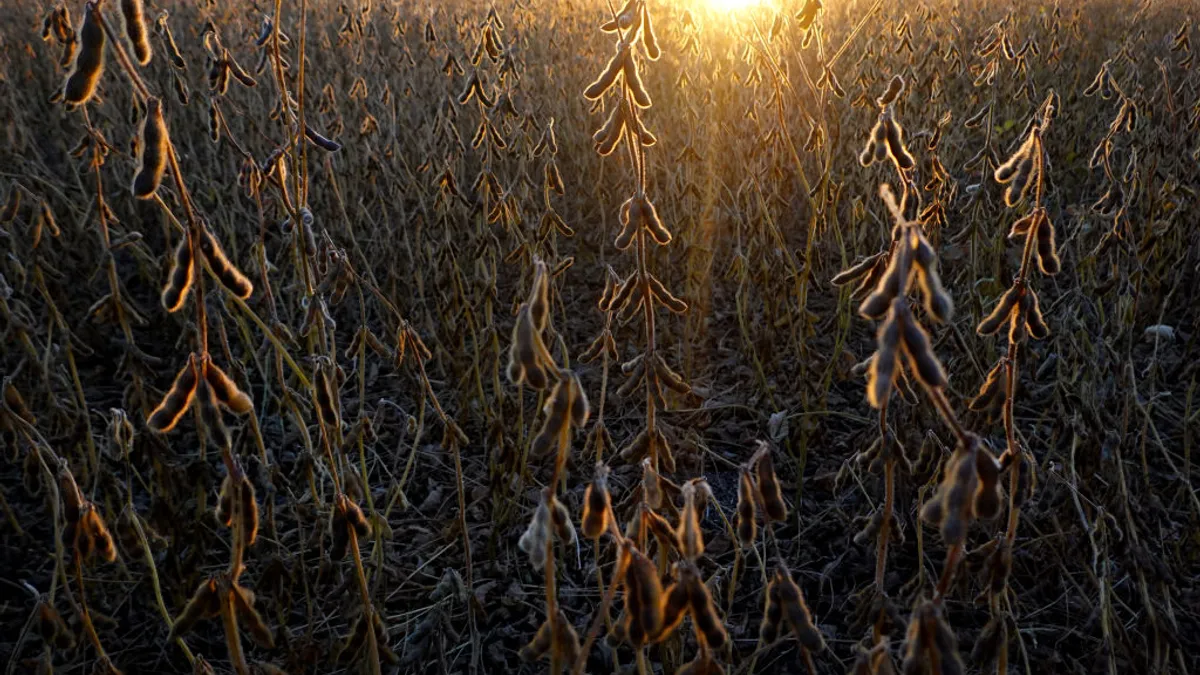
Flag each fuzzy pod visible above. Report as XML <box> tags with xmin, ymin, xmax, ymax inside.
<box><xmin>878</xmin><ymin>74</ymin><xmax>905</xmax><ymax>106</ymax></box>
<box><xmin>148</xmin><ymin>355</ymin><xmax>199</xmax><ymax>432</ymax></box>
<box><xmin>583</xmin><ymin>45</ymin><xmax>628</xmax><ymax>101</ymax></box>
<box><xmin>63</xmin><ymin>4</ymin><xmax>105</xmax><ymax>106</ymax></box>
<box><xmin>161</xmin><ymin>234</ymin><xmax>195</xmax><ymax>312</ymax></box>
<box><xmin>898</xmin><ymin>311</ymin><xmax>948</xmax><ymax>390</ymax></box>
<box><xmin>519</xmin><ymin>617</ymin><xmax>553</xmax><ymax>662</ymax></box>
<box><xmin>969</xmin><ymin>360</ymin><xmax>1007</xmax><ymax>412</ymax></box>
<box><xmin>132</xmin><ymin>98</ymin><xmax>169</xmax><ymax>199</ymax></box>
<box><xmin>622</xmin><ymin>51</ymin><xmax>653</xmax><ymax>108</ymax></box>
<box><xmin>1034</xmin><ymin>213</ymin><xmax>1061</xmax><ymax>275</ymax></box>
<box><xmin>198</xmin><ymin>226</ymin><xmax>254</xmax><ymax>298</ymax></box>
<box><xmin>528</xmin><ymin>260</ymin><xmax>551</xmax><ymax>330</ymax></box>
<box><xmin>775</xmin><ymin>567</ymin><xmax>825</xmax><ymax>652</ymax></box>
<box><xmin>655</xmin><ymin>578</ymin><xmax>691</xmax><ymax>642</ymax></box>
<box><xmin>977</xmin><ymin>284</ymin><xmax>1021</xmax><ymax>336</ymax></box>
<box><xmin>647</xmin><ymin>274</ymin><xmax>688</xmax><ymax>314</ymax></box>
<box><xmin>868</xmin><ymin>315</ymin><xmax>901</xmax><ymax>408</ymax></box>
<box><xmin>832</xmin><ymin>252</ymin><xmax>885</xmax><ymax>287</ymax></box>
<box><xmin>121</xmin><ymin>0</ymin><xmax>152</xmax><ymax>66</ymax></box>
<box><xmin>170</xmin><ymin>578</ymin><xmax>221</xmax><ymax>640</ymax></box>
<box><xmin>1025</xmin><ymin>289</ymin><xmax>1050</xmax><ymax>340</ymax></box>
<box><xmin>203</xmin><ymin>359</ymin><xmax>253</xmax><ymax>415</ymax></box>
<box><xmin>230</xmin><ymin>583</ymin><xmax>273</xmax><ymax>649</ymax></box>
<box><xmin>677</xmin><ymin>483</ymin><xmax>705</xmax><ymax>561</ymax></box>
<box><xmin>755</xmin><ymin>447</ymin><xmax>787</xmax><ymax>522</ymax></box>
<box><xmin>973</xmin><ymin>447</ymin><xmax>1003</xmax><ymax>519</ymax></box>
<box><xmin>858</xmin><ymin>253</ymin><xmax>903</xmax><ymax>320</ymax></box>
<box><xmin>687</xmin><ymin>572</ymin><xmax>727</xmax><ymax>650</ymax></box>
<box><xmin>582</xmin><ymin>468</ymin><xmax>612</xmax><ymax>539</ymax></box>
<box><xmin>549</xmin><ymin>495</ymin><xmax>577</xmax><ymax>546</ymax></box>
<box><xmin>735</xmin><ymin>469</ymin><xmax>757</xmax><ymax>549</ymax></box>
<box><xmin>884</xmin><ymin>119</ymin><xmax>916</xmax><ymax>171</ymax></box>
<box><xmin>760</xmin><ymin>576</ymin><xmax>783</xmax><ymax>644</ymax></box>
<box><xmin>624</xmin><ymin>547</ymin><xmax>664</xmax><ymax>647</ymax></box>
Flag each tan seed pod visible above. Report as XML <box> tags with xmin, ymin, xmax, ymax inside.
<box><xmin>582</xmin><ymin>464</ymin><xmax>611</xmax><ymax>539</ymax></box>
<box><xmin>884</xmin><ymin>119</ymin><xmax>915</xmax><ymax>171</ymax></box>
<box><xmin>1034</xmin><ymin>213</ymin><xmax>1061</xmax><ymax>275</ymax></box>
<box><xmin>775</xmin><ymin>566</ymin><xmax>825</xmax><ymax>652</ymax></box>
<box><xmin>641</xmin><ymin>4</ymin><xmax>661</xmax><ymax>60</ymax></box>
<box><xmin>977</xmin><ymin>284</ymin><xmax>1021</xmax><ymax>336</ymax></box>
<box><xmin>63</xmin><ymin>5</ymin><xmax>105</xmax><ymax>107</ymax></box>
<box><xmin>232</xmin><ymin>583</ymin><xmax>274</xmax><ymax>648</ymax></box>
<box><xmin>519</xmin><ymin>616</ymin><xmax>553</xmax><ymax>662</ymax></box>
<box><xmin>858</xmin><ymin>254</ymin><xmax>903</xmax><ymax>320</ymax></box>
<box><xmin>583</xmin><ymin>45</ymin><xmax>628</xmax><ymax>101</ymax></box>
<box><xmin>203</xmin><ymin>359</ymin><xmax>253</xmax><ymax>415</ymax></box>
<box><xmin>622</xmin><ymin>51</ymin><xmax>653</xmax><ymax>108</ymax></box>
<box><xmin>549</xmin><ymin>495</ymin><xmax>576</xmax><ymax>546</ymax></box>
<box><xmin>755</xmin><ymin>445</ymin><xmax>787</xmax><ymax>522</ymax></box>
<box><xmin>78</xmin><ymin>506</ymin><xmax>117</xmax><ymax>563</ymax></box>
<box><xmin>641</xmin><ymin>457</ymin><xmax>663</xmax><ymax>509</ymax></box>
<box><xmin>37</xmin><ymin>601</ymin><xmax>75</xmax><ymax>650</ymax></box>
<box><xmin>132</xmin><ymin>98</ymin><xmax>168</xmax><ymax>200</ymax></box>
<box><xmin>644</xmin><ymin>506</ymin><xmax>682</xmax><ymax>554</ymax></box>
<box><xmin>148</xmin><ymin>355</ymin><xmax>199</xmax><ymax>433</ymax></box>
<box><xmin>760</xmin><ymin>575</ymin><xmax>783</xmax><ymax>643</ymax></box>
<box><xmin>973</xmin><ymin>447</ymin><xmax>1003</xmax><ymax>519</ymax></box>
<box><xmin>868</xmin><ymin>317</ymin><xmax>901</xmax><ymax>408</ymax></box>
<box><xmin>161</xmin><ymin>234</ymin><xmax>195</xmax><ymax>312</ymax></box>
<box><xmin>1025</xmin><ymin>289</ymin><xmax>1049</xmax><ymax>340</ymax></box>
<box><xmin>735</xmin><ymin>469</ymin><xmax>757</xmax><ymax>549</ymax></box>
<box><xmin>831</xmin><ymin>252</ymin><xmax>886</xmax><ymax>287</ymax></box>
<box><xmin>969</xmin><ymin>360</ymin><xmax>1007</xmax><ymax>412</ymax></box>
<box><xmin>677</xmin><ymin>482</ymin><xmax>705</xmax><ymax>561</ymax></box>
<box><xmin>170</xmin><ymin>578</ymin><xmax>221</xmax><ymax>640</ymax></box>
<box><xmin>878</xmin><ymin>74</ymin><xmax>905</xmax><ymax>106</ymax></box>
<box><xmin>898</xmin><ymin>310</ymin><xmax>948</xmax><ymax>390</ymax></box>
<box><xmin>687</xmin><ymin>571</ymin><xmax>727</xmax><ymax>649</ymax></box>
<box><xmin>647</xmin><ymin>273</ymin><xmax>687</xmax><ymax>313</ymax></box>
<box><xmin>654</xmin><ymin>577</ymin><xmax>691</xmax><ymax>641</ymax></box>
<box><xmin>198</xmin><ymin>226</ymin><xmax>254</xmax><ymax>298</ymax></box>
<box><xmin>624</xmin><ymin>546</ymin><xmax>664</xmax><ymax>647</ymax></box>
<box><xmin>121</xmin><ymin>0</ymin><xmax>152</xmax><ymax>65</ymax></box>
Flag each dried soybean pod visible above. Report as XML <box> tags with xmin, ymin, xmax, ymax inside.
<box><xmin>899</xmin><ymin>311</ymin><xmax>948</xmax><ymax>390</ymax></box>
<box><xmin>868</xmin><ymin>316</ymin><xmax>900</xmax><ymax>408</ymax></box>
<box><xmin>198</xmin><ymin>226</ymin><xmax>254</xmax><ymax>298</ymax></box>
<box><xmin>305</xmin><ymin>124</ymin><xmax>343</xmax><ymax>152</ymax></box>
<box><xmin>642</xmin><ymin>3</ymin><xmax>661</xmax><ymax>61</ymax></box>
<box><xmin>63</xmin><ymin>3</ymin><xmax>105</xmax><ymax>106</ymax></box>
<box><xmin>121</xmin><ymin>0</ymin><xmax>152</xmax><ymax>66</ymax></box>
<box><xmin>655</xmin><ymin>578</ymin><xmax>691</xmax><ymax>641</ymax></box>
<box><xmin>583</xmin><ymin>45</ymin><xmax>627</xmax><ymax>100</ymax></box>
<box><xmin>776</xmin><ymin>567</ymin><xmax>826</xmax><ymax>652</ymax></box>
<box><xmin>1025</xmin><ymin>289</ymin><xmax>1050</xmax><ymax>340</ymax></box>
<box><xmin>132</xmin><ymin>98</ymin><xmax>169</xmax><ymax>199</ymax></box>
<box><xmin>735</xmin><ymin>468</ymin><xmax>757</xmax><ymax>549</ymax></box>
<box><xmin>148</xmin><ymin>355</ymin><xmax>199</xmax><ymax>432</ymax></box>
<box><xmin>878</xmin><ymin>74</ymin><xmax>905</xmax><ymax>106</ymax></box>
<box><xmin>157</xmin><ymin>14</ymin><xmax>186</xmax><ymax>71</ymax></box>
<box><xmin>161</xmin><ymin>234</ymin><xmax>194</xmax><ymax>312</ymax></box>
<box><xmin>204</xmin><ymin>359</ymin><xmax>253</xmax><ymax>414</ymax></box>
<box><xmin>519</xmin><ymin>617</ymin><xmax>553</xmax><ymax>661</ymax></box>
<box><xmin>756</xmin><ymin>444</ymin><xmax>787</xmax><ymax>522</ymax></box>
<box><xmin>582</xmin><ymin>464</ymin><xmax>611</xmax><ymax>539</ymax></box>
<box><xmin>1034</xmin><ymin>213</ymin><xmax>1060</xmax><ymax>275</ymax></box>
<box><xmin>977</xmin><ymin>284</ymin><xmax>1021</xmax><ymax>335</ymax></box>
<box><xmin>231</xmin><ymin>584</ymin><xmax>273</xmax><ymax>648</ymax></box>
<box><xmin>170</xmin><ymin>578</ymin><xmax>221</xmax><ymax>640</ymax></box>
<box><xmin>969</xmin><ymin>360</ymin><xmax>1006</xmax><ymax>412</ymax></box>
<box><xmin>760</xmin><ymin>576</ymin><xmax>782</xmax><ymax>643</ymax></box>
<box><xmin>973</xmin><ymin>447</ymin><xmax>1002</xmax><ymax>519</ymax></box>
<box><xmin>687</xmin><ymin>572</ymin><xmax>727</xmax><ymax>649</ymax></box>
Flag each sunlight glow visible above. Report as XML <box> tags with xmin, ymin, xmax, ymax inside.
<box><xmin>705</xmin><ymin>0</ymin><xmax>769</xmax><ymax>11</ymax></box>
